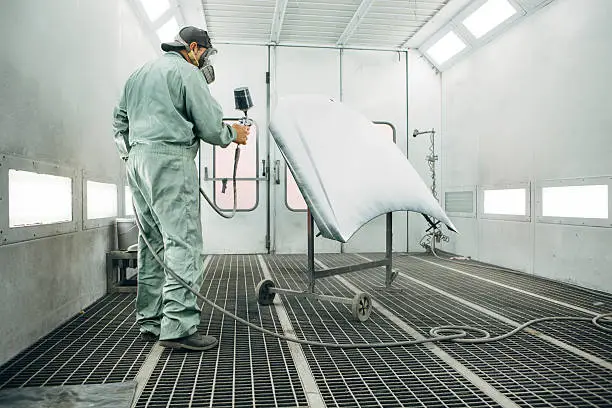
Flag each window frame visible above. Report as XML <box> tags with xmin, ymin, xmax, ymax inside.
<box><xmin>82</xmin><ymin>171</ymin><xmax>120</xmax><ymax>230</ymax></box>
<box><xmin>0</xmin><ymin>154</ymin><xmax>80</xmax><ymax>245</ymax></box>
<box><xmin>211</xmin><ymin>118</ymin><xmax>260</xmax><ymax>212</ymax></box>
<box><xmin>418</xmin><ymin>0</ymin><xmax>531</xmax><ymax>71</ymax></box>
<box><xmin>478</xmin><ymin>182</ymin><xmax>531</xmax><ymax>222</ymax></box>
<box><xmin>535</xmin><ymin>176</ymin><xmax>612</xmax><ymax>228</ymax></box>
<box><xmin>443</xmin><ymin>186</ymin><xmax>477</xmax><ymax>218</ymax></box>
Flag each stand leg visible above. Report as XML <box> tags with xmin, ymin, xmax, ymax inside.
<box><xmin>385</xmin><ymin>212</ymin><xmax>394</xmax><ymax>287</ymax></box>
<box><xmin>307</xmin><ymin>209</ymin><xmax>315</xmax><ymax>293</ymax></box>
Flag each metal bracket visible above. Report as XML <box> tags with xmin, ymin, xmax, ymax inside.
<box><xmin>273</xmin><ymin>160</ymin><xmax>281</xmax><ymax>184</ymax></box>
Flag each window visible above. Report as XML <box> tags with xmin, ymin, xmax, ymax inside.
<box><xmin>87</xmin><ymin>181</ymin><xmax>118</xmax><ymax>219</ymax></box>
<box><xmin>125</xmin><ymin>186</ymin><xmax>134</xmax><ymax>216</ymax></box>
<box><xmin>463</xmin><ymin>0</ymin><xmax>517</xmax><ymax>39</ymax></box>
<box><xmin>213</xmin><ymin>122</ymin><xmax>258</xmax><ymax>211</ymax></box>
<box><xmin>426</xmin><ymin>31</ymin><xmax>467</xmax><ymax>65</ymax></box>
<box><xmin>542</xmin><ymin>185</ymin><xmax>608</xmax><ymax>219</ymax></box>
<box><xmin>483</xmin><ymin>188</ymin><xmax>526</xmax><ymax>216</ymax></box>
<box><xmin>9</xmin><ymin>170</ymin><xmax>72</xmax><ymax>227</ymax></box>
<box><xmin>286</xmin><ymin>168</ymin><xmax>307</xmax><ymax>211</ymax></box>
<box><xmin>156</xmin><ymin>17</ymin><xmax>179</xmax><ymax>43</ymax></box>
<box><xmin>140</xmin><ymin>0</ymin><xmax>170</xmax><ymax>22</ymax></box>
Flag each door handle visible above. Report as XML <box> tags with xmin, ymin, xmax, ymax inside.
<box><xmin>273</xmin><ymin>160</ymin><xmax>281</xmax><ymax>185</ymax></box>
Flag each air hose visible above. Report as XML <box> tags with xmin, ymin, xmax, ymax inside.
<box><xmin>131</xmin><ymin>148</ymin><xmax>612</xmax><ymax>348</ymax></box>
<box><xmin>199</xmin><ymin>146</ymin><xmax>240</xmax><ymax>219</ymax></box>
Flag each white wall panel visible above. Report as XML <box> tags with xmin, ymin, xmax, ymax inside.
<box><xmin>440</xmin><ymin>0</ymin><xmax>612</xmax><ymax>292</ymax></box>
<box><xmin>535</xmin><ymin>224</ymin><xmax>612</xmax><ymax>291</ymax></box>
<box><xmin>341</xmin><ymin>50</ymin><xmax>408</xmax><ymax>252</ymax></box>
<box><xmin>478</xmin><ymin>220</ymin><xmax>532</xmax><ymax>273</ymax></box>
<box><xmin>407</xmin><ymin>51</ymin><xmax>446</xmax><ymax>251</ymax></box>
<box><xmin>0</xmin><ymin>0</ymin><xmax>157</xmax><ymax>364</ymax></box>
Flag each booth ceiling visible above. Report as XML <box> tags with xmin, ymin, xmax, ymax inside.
<box><xmin>202</xmin><ymin>0</ymin><xmax>449</xmax><ymax>49</ymax></box>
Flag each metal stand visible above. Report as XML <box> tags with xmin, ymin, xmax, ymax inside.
<box><xmin>106</xmin><ymin>251</ymin><xmax>138</xmax><ymax>293</ymax></box>
<box><xmin>256</xmin><ymin>210</ymin><xmax>396</xmax><ymax>322</ymax></box>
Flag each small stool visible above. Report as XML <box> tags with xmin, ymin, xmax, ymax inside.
<box><xmin>106</xmin><ymin>250</ymin><xmax>138</xmax><ymax>293</ymax></box>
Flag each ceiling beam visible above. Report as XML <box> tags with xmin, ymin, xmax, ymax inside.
<box><xmin>270</xmin><ymin>0</ymin><xmax>289</xmax><ymax>44</ymax></box>
<box><xmin>336</xmin><ymin>0</ymin><xmax>376</xmax><ymax>47</ymax></box>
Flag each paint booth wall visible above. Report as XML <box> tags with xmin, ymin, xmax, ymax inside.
<box><xmin>0</xmin><ymin>0</ymin><xmax>157</xmax><ymax>365</ymax></box>
<box><xmin>200</xmin><ymin>45</ymin><xmax>410</xmax><ymax>254</ymax></box>
<box><xmin>407</xmin><ymin>50</ymin><xmax>442</xmax><ymax>252</ymax></box>
<box><xmin>439</xmin><ymin>0</ymin><xmax>612</xmax><ymax>292</ymax></box>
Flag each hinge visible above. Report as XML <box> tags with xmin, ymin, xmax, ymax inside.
<box><xmin>266</xmin><ymin>72</ymin><xmax>270</xmax><ymax>84</ymax></box>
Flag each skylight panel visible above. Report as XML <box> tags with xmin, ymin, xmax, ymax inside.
<box><xmin>463</xmin><ymin>0</ymin><xmax>517</xmax><ymax>38</ymax></box>
<box><xmin>426</xmin><ymin>31</ymin><xmax>467</xmax><ymax>65</ymax></box>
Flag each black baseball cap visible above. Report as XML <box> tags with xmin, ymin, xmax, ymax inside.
<box><xmin>161</xmin><ymin>26</ymin><xmax>213</xmax><ymax>52</ymax></box>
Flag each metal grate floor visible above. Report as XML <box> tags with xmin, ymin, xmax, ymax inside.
<box><xmin>265</xmin><ymin>254</ymin><xmax>499</xmax><ymax>408</ymax></box>
<box><xmin>135</xmin><ymin>255</ymin><xmax>308</xmax><ymax>408</ymax></box>
<box><xmin>0</xmin><ymin>293</ymin><xmax>152</xmax><ymax>389</ymax></box>
<box><xmin>0</xmin><ymin>253</ymin><xmax>610</xmax><ymax>407</ymax></box>
<box><xmin>321</xmin><ymin>253</ymin><xmax>612</xmax><ymax>407</ymax></box>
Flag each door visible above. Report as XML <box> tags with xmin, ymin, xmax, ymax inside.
<box><xmin>199</xmin><ymin>45</ymin><xmax>269</xmax><ymax>254</ymax></box>
<box><xmin>269</xmin><ymin>46</ymin><xmax>342</xmax><ymax>254</ymax></box>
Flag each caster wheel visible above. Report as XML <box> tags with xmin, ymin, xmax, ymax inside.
<box><xmin>256</xmin><ymin>279</ymin><xmax>276</xmax><ymax>305</ymax></box>
<box><xmin>351</xmin><ymin>292</ymin><xmax>372</xmax><ymax>322</ymax></box>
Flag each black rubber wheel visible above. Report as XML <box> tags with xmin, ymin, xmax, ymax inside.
<box><xmin>351</xmin><ymin>292</ymin><xmax>372</xmax><ymax>322</ymax></box>
<box><xmin>256</xmin><ymin>279</ymin><xmax>276</xmax><ymax>306</ymax></box>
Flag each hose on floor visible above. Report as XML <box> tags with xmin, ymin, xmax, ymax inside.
<box><xmin>131</xmin><ymin>153</ymin><xmax>612</xmax><ymax>348</ymax></box>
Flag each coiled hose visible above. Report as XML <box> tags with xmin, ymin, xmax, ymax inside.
<box><xmin>131</xmin><ymin>150</ymin><xmax>612</xmax><ymax>349</ymax></box>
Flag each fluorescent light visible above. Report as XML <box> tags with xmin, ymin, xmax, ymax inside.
<box><xmin>9</xmin><ymin>170</ymin><xmax>72</xmax><ymax>227</ymax></box>
<box><xmin>140</xmin><ymin>0</ymin><xmax>170</xmax><ymax>22</ymax></box>
<box><xmin>463</xmin><ymin>0</ymin><xmax>517</xmax><ymax>39</ymax></box>
<box><xmin>87</xmin><ymin>181</ymin><xmax>118</xmax><ymax>219</ymax></box>
<box><xmin>426</xmin><ymin>31</ymin><xmax>467</xmax><ymax>65</ymax></box>
<box><xmin>543</xmin><ymin>185</ymin><xmax>608</xmax><ymax>219</ymax></box>
<box><xmin>483</xmin><ymin>188</ymin><xmax>526</xmax><ymax>216</ymax></box>
<box><xmin>156</xmin><ymin>17</ymin><xmax>179</xmax><ymax>43</ymax></box>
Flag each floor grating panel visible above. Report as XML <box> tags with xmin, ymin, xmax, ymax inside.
<box><xmin>405</xmin><ymin>253</ymin><xmax>612</xmax><ymax>312</ymax></box>
<box><xmin>265</xmin><ymin>254</ymin><xmax>500</xmax><ymax>408</ymax></box>
<box><xmin>134</xmin><ymin>255</ymin><xmax>308</xmax><ymax>408</ymax></box>
<box><xmin>0</xmin><ymin>253</ymin><xmax>610</xmax><ymax>407</ymax></box>
<box><xmin>319</xmin><ymin>253</ymin><xmax>612</xmax><ymax>407</ymax></box>
<box><xmin>0</xmin><ymin>293</ymin><xmax>152</xmax><ymax>389</ymax></box>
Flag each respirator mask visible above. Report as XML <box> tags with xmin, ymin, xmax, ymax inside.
<box><xmin>199</xmin><ymin>47</ymin><xmax>217</xmax><ymax>84</ymax></box>
<box><xmin>173</xmin><ymin>33</ymin><xmax>218</xmax><ymax>84</ymax></box>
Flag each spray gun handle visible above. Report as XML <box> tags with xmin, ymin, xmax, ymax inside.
<box><xmin>239</xmin><ymin>116</ymin><xmax>253</xmax><ymax>127</ymax></box>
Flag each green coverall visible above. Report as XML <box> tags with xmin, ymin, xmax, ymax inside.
<box><xmin>112</xmin><ymin>51</ymin><xmax>236</xmax><ymax>340</ymax></box>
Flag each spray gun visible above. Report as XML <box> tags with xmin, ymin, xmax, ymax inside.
<box><xmin>200</xmin><ymin>87</ymin><xmax>254</xmax><ymax>218</ymax></box>
<box><xmin>234</xmin><ymin>87</ymin><xmax>254</xmax><ymax>126</ymax></box>
<box><xmin>220</xmin><ymin>87</ymin><xmax>254</xmax><ymax>195</ymax></box>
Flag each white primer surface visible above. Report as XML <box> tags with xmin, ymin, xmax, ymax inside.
<box><xmin>270</xmin><ymin>95</ymin><xmax>456</xmax><ymax>242</ymax></box>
